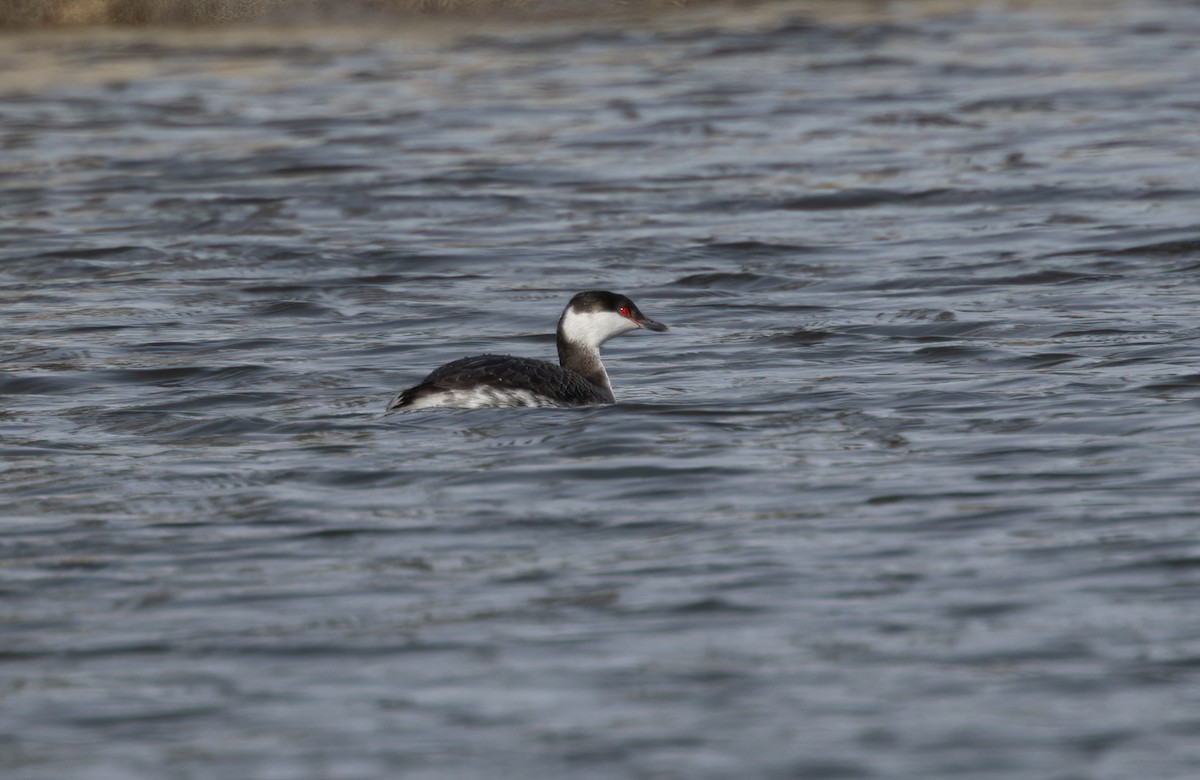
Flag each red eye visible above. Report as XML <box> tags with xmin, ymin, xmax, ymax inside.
<box><xmin>618</xmin><ymin>306</ymin><xmax>630</xmax><ymax>317</ymax></box>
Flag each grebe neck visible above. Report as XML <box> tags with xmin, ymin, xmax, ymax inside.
<box><xmin>557</xmin><ymin>333</ymin><xmax>614</xmax><ymax>402</ymax></box>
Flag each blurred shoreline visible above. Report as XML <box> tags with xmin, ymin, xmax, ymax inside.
<box><xmin>0</xmin><ymin>0</ymin><xmax>1129</xmax><ymax>29</ymax></box>
<box><xmin>0</xmin><ymin>0</ymin><xmax>1137</xmax><ymax>95</ymax></box>
<box><xmin>4</xmin><ymin>0</ymin><xmax>707</xmax><ymax>28</ymax></box>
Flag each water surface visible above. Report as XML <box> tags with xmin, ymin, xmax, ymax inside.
<box><xmin>4</xmin><ymin>2</ymin><xmax>1200</xmax><ymax>778</ymax></box>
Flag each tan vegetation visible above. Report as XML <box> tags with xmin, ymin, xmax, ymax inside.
<box><xmin>0</xmin><ymin>0</ymin><xmax>697</xmax><ymax>27</ymax></box>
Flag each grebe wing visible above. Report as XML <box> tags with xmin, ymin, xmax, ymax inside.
<box><xmin>391</xmin><ymin>354</ymin><xmax>609</xmax><ymax>410</ymax></box>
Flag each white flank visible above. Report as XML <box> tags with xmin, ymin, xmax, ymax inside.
<box><xmin>400</xmin><ymin>387</ymin><xmax>565</xmax><ymax>410</ymax></box>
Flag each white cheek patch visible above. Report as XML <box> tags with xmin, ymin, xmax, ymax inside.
<box><xmin>559</xmin><ymin>308</ymin><xmax>637</xmax><ymax>348</ymax></box>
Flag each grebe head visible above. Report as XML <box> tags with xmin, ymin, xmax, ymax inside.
<box><xmin>557</xmin><ymin>291</ymin><xmax>668</xmax><ymax>349</ymax></box>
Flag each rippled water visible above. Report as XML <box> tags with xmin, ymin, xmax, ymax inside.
<box><xmin>5</xmin><ymin>2</ymin><xmax>1200</xmax><ymax>777</ymax></box>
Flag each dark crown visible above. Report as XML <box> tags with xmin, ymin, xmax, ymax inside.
<box><xmin>567</xmin><ymin>290</ymin><xmax>633</xmax><ymax>314</ymax></box>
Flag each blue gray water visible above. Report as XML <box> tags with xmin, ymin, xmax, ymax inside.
<box><xmin>4</xmin><ymin>2</ymin><xmax>1200</xmax><ymax>777</ymax></box>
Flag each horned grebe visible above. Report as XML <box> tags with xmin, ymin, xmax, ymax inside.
<box><xmin>386</xmin><ymin>291</ymin><xmax>667</xmax><ymax>412</ymax></box>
